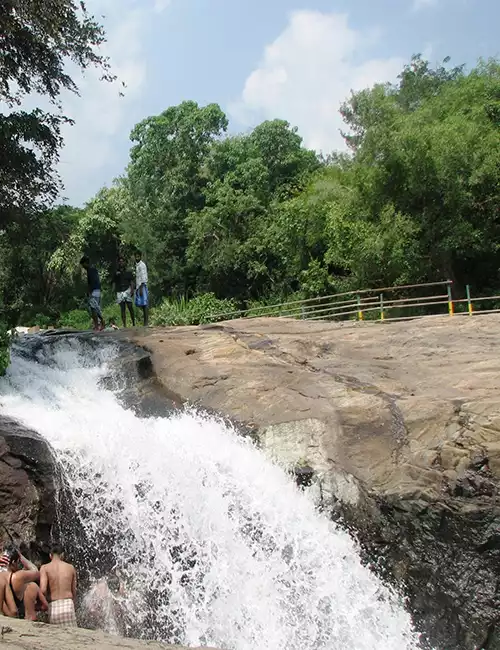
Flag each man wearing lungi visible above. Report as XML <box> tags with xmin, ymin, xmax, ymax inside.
<box><xmin>40</xmin><ymin>546</ymin><xmax>77</xmax><ymax>627</ymax></box>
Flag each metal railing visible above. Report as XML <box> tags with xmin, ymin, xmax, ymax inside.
<box><xmin>209</xmin><ymin>280</ymin><xmax>500</xmax><ymax>324</ymax></box>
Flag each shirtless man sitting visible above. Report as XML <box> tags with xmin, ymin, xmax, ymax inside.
<box><xmin>40</xmin><ymin>545</ymin><xmax>77</xmax><ymax>627</ymax></box>
<box><xmin>2</xmin><ymin>548</ymin><xmax>48</xmax><ymax>620</ymax></box>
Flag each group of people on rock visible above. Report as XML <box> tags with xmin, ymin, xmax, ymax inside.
<box><xmin>80</xmin><ymin>250</ymin><xmax>149</xmax><ymax>332</ymax></box>
<box><xmin>0</xmin><ymin>545</ymin><xmax>77</xmax><ymax>626</ymax></box>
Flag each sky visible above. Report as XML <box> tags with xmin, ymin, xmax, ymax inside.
<box><xmin>55</xmin><ymin>0</ymin><xmax>499</xmax><ymax>205</ymax></box>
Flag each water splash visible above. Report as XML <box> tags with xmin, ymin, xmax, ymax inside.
<box><xmin>0</xmin><ymin>336</ymin><xmax>423</xmax><ymax>650</ymax></box>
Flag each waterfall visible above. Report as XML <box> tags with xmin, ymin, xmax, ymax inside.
<box><xmin>0</xmin><ymin>335</ymin><xmax>423</xmax><ymax>650</ymax></box>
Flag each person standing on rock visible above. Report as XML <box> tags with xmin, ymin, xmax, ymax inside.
<box><xmin>80</xmin><ymin>256</ymin><xmax>105</xmax><ymax>332</ymax></box>
<box><xmin>2</xmin><ymin>548</ymin><xmax>48</xmax><ymax>620</ymax></box>
<box><xmin>40</xmin><ymin>545</ymin><xmax>77</xmax><ymax>627</ymax></box>
<box><xmin>113</xmin><ymin>257</ymin><xmax>136</xmax><ymax>328</ymax></box>
<box><xmin>134</xmin><ymin>251</ymin><xmax>149</xmax><ymax>327</ymax></box>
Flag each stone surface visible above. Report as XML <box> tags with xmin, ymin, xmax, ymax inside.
<box><xmin>0</xmin><ymin>618</ymin><xmax>217</xmax><ymax>650</ymax></box>
<box><xmin>129</xmin><ymin>314</ymin><xmax>500</xmax><ymax>650</ymax></box>
<box><xmin>0</xmin><ymin>417</ymin><xmax>55</xmax><ymax>560</ymax></box>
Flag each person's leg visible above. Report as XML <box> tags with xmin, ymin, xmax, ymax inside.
<box><xmin>142</xmin><ymin>306</ymin><xmax>149</xmax><ymax>327</ymax></box>
<box><xmin>95</xmin><ymin>297</ymin><xmax>105</xmax><ymax>330</ymax></box>
<box><xmin>127</xmin><ymin>301</ymin><xmax>136</xmax><ymax>326</ymax></box>
<box><xmin>90</xmin><ymin>309</ymin><xmax>99</xmax><ymax>330</ymax></box>
<box><xmin>23</xmin><ymin>582</ymin><xmax>39</xmax><ymax>621</ymax></box>
<box><xmin>119</xmin><ymin>302</ymin><xmax>126</xmax><ymax>328</ymax></box>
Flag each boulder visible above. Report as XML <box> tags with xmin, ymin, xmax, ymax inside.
<box><xmin>130</xmin><ymin>314</ymin><xmax>500</xmax><ymax>650</ymax></box>
<box><xmin>0</xmin><ymin>416</ymin><xmax>56</xmax><ymax>560</ymax></box>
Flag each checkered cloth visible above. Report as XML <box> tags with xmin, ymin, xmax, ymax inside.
<box><xmin>48</xmin><ymin>599</ymin><xmax>77</xmax><ymax>627</ymax></box>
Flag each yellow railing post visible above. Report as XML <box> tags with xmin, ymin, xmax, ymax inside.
<box><xmin>357</xmin><ymin>295</ymin><xmax>363</xmax><ymax>321</ymax></box>
<box><xmin>447</xmin><ymin>282</ymin><xmax>454</xmax><ymax>316</ymax></box>
<box><xmin>380</xmin><ymin>293</ymin><xmax>385</xmax><ymax>321</ymax></box>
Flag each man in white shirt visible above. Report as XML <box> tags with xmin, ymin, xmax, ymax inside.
<box><xmin>134</xmin><ymin>251</ymin><xmax>149</xmax><ymax>326</ymax></box>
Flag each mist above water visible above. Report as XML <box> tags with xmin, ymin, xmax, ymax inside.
<box><xmin>0</xmin><ymin>336</ymin><xmax>423</xmax><ymax>650</ymax></box>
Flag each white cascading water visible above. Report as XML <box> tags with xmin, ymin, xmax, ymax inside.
<box><xmin>0</xmin><ymin>336</ymin><xmax>424</xmax><ymax>650</ymax></box>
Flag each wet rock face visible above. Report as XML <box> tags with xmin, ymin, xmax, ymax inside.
<box><xmin>0</xmin><ymin>416</ymin><xmax>56</xmax><ymax>560</ymax></box>
<box><xmin>335</xmin><ymin>488</ymin><xmax>500</xmax><ymax>650</ymax></box>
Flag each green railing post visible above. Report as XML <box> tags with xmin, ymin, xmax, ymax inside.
<box><xmin>357</xmin><ymin>295</ymin><xmax>363</xmax><ymax>321</ymax></box>
<box><xmin>466</xmin><ymin>285</ymin><xmax>473</xmax><ymax>316</ymax></box>
<box><xmin>447</xmin><ymin>282</ymin><xmax>454</xmax><ymax>316</ymax></box>
<box><xmin>380</xmin><ymin>293</ymin><xmax>385</xmax><ymax>321</ymax></box>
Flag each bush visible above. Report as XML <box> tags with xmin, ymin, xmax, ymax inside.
<box><xmin>32</xmin><ymin>312</ymin><xmax>56</xmax><ymax>329</ymax></box>
<box><xmin>150</xmin><ymin>293</ymin><xmax>237</xmax><ymax>326</ymax></box>
<box><xmin>58</xmin><ymin>309</ymin><xmax>91</xmax><ymax>331</ymax></box>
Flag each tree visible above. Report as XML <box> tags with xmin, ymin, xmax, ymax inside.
<box><xmin>0</xmin><ymin>0</ymin><xmax>113</xmax><ymax>218</ymax></box>
<box><xmin>0</xmin><ymin>206</ymin><xmax>82</xmax><ymax>324</ymax></box>
<box><xmin>338</xmin><ymin>57</ymin><xmax>500</xmax><ymax>291</ymax></box>
<box><xmin>49</xmin><ymin>188</ymin><xmax>125</xmax><ymax>294</ymax></box>
<box><xmin>0</xmin><ymin>0</ymin><xmax>113</xmax><ymax>372</ymax></box>
<box><xmin>123</xmin><ymin>101</ymin><xmax>229</xmax><ymax>296</ymax></box>
<box><xmin>186</xmin><ymin>120</ymin><xmax>320</xmax><ymax>299</ymax></box>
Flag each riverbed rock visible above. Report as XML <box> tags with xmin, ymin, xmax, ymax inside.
<box><xmin>0</xmin><ymin>617</ymin><xmax>218</xmax><ymax>650</ymax></box>
<box><xmin>130</xmin><ymin>314</ymin><xmax>500</xmax><ymax>650</ymax></box>
<box><xmin>0</xmin><ymin>416</ymin><xmax>55</xmax><ymax>559</ymax></box>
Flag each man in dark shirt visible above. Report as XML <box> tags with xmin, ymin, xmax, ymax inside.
<box><xmin>80</xmin><ymin>256</ymin><xmax>105</xmax><ymax>331</ymax></box>
<box><xmin>113</xmin><ymin>257</ymin><xmax>136</xmax><ymax>328</ymax></box>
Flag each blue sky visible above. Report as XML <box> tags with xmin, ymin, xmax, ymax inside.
<box><xmin>59</xmin><ymin>0</ymin><xmax>499</xmax><ymax>205</ymax></box>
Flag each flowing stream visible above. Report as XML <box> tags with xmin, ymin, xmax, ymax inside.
<box><xmin>0</xmin><ymin>335</ymin><xmax>423</xmax><ymax>650</ymax></box>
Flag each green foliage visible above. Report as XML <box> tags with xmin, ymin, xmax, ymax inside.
<box><xmin>0</xmin><ymin>324</ymin><xmax>10</xmax><ymax>375</ymax></box>
<box><xmin>4</xmin><ymin>53</ymin><xmax>500</xmax><ymax>338</ymax></box>
<box><xmin>0</xmin><ymin>0</ymin><xmax>112</xmax><ymax>361</ymax></box>
<box><xmin>123</xmin><ymin>101</ymin><xmax>229</xmax><ymax>296</ymax></box>
<box><xmin>0</xmin><ymin>0</ymin><xmax>113</xmax><ymax>217</ymax></box>
<box><xmin>58</xmin><ymin>309</ymin><xmax>91</xmax><ymax>331</ymax></box>
<box><xmin>150</xmin><ymin>294</ymin><xmax>237</xmax><ymax>326</ymax></box>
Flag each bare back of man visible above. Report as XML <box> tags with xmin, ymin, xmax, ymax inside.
<box><xmin>40</xmin><ymin>546</ymin><xmax>77</xmax><ymax>627</ymax></box>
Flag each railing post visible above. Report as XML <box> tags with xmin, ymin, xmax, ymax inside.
<box><xmin>447</xmin><ymin>282</ymin><xmax>454</xmax><ymax>316</ymax></box>
<box><xmin>357</xmin><ymin>295</ymin><xmax>363</xmax><ymax>321</ymax></box>
<box><xmin>466</xmin><ymin>285</ymin><xmax>473</xmax><ymax>316</ymax></box>
<box><xmin>380</xmin><ymin>294</ymin><xmax>385</xmax><ymax>321</ymax></box>
<box><xmin>301</xmin><ymin>303</ymin><xmax>306</xmax><ymax>320</ymax></box>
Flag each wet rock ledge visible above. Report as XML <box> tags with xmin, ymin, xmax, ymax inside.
<box><xmin>129</xmin><ymin>314</ymin><xmax>500</xmax><ymax>650</ymax></box>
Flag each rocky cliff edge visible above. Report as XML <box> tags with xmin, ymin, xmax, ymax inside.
<box><xmin>131</xmin><ymin>315</ymin><xmax>500</xmax><ymax>650</ymax></box>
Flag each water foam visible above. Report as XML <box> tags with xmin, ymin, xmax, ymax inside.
<box><xmin>0</xmin><ymin>336</ymin><xmax>423</xmax><ymax>649</ymax></box>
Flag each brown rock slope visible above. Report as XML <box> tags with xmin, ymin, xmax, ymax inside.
<box><xmin>0</xmin><ymin>618</ymin><xmax>216</xmax><ymax>650</ymax></box>
<box><xmin>131</xmin><ymin>315</ymin><xmax>500</xmax><ymax>650</ymax></box>
<box><xmin>0</xmin><ymin>417</ymin><xmax>55</xmax><ymax>560</ymax></box>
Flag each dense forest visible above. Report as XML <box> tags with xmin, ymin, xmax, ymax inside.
<box><xmin>1</xmin><ymin>3</ymin><xmax>500</xmax><ymax>373</ymax></box>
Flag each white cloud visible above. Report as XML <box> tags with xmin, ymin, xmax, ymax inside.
<box><xmin>153</xmin><ymin>0</ymin><xmax>172</xmax><ymax>12</ymax></box>
<box><xmin>57</xmin><ymin>0</ymin><xmax>167</xmax><ymax>203</ymax></box>
<box><xmin>229</xmin><ymin>11</ymin><xmax>405</xmax><ymax>155</ymax></box>
<box><xmin>412</xmin><ymin>0</ymin><xmax>438</xmax><ymax>10</ymax></box>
